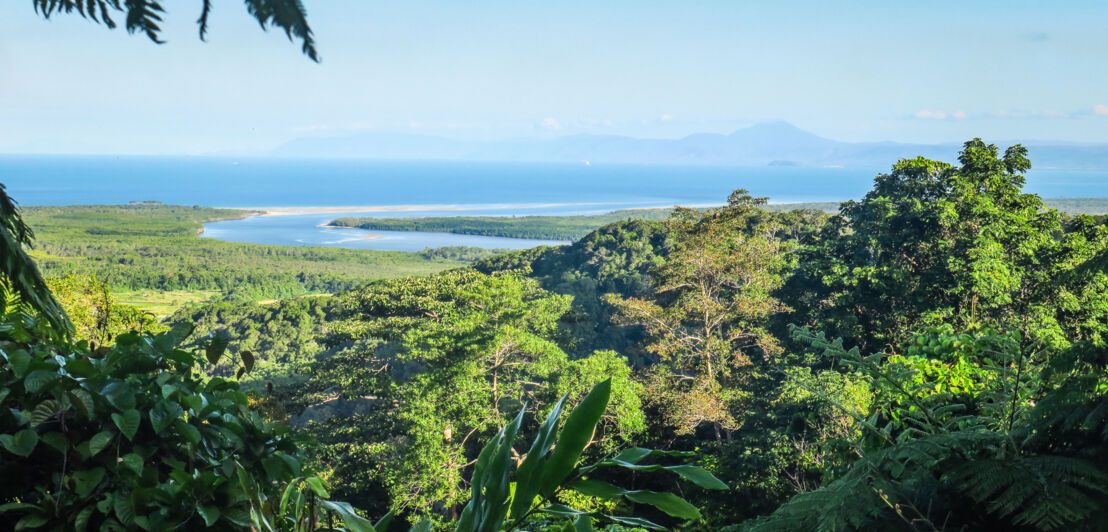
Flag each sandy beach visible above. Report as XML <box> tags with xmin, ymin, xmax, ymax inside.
<box><xmin>232</xmin><ymin>201</ymin><xmax>722</xmax><ymax>217</ymax></box>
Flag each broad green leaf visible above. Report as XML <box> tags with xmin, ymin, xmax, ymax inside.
<box><xmin>7</xmin><ymin>350</ymin><xmax>31</xmax><ymax>377</ymax></box>
<box><xmin>63</xmin><ymin>358</ymin><xmax>97</xmax><ymax>378</ymax></box>
<box><xmin>14</xmin><ymin>513</ymin><xmax>48</xmax><ymax>530</ymax></box>
<box><xmin>197</xmin><ymin>505</ymin><xmax>220</xmax><ymax>527</ymax></box>
<box><xmin>148</xmin><ymin>404</ymin><xmax>173</xmax><ymax>433</ymax></box>
<box><xmin>611</xmin><ymin>447</ymin><xmax>653</xmax><ymax>464</ymax></box>
<box><xmin>166</xmin><ymin>322</ymin><xmax>194</xmax><ymax>345</ymax></box>
<box><xmin>205</xmin><ymin>329</ymin><xmax>231</xmax><ymax>365</ymax></box>
<box><xmin>114</xmin><ymin>490</ymin><xmax>134</xmax><ymax>526</ymax></box>
<box><xmin>539</xmin><ymin>504</ymin><xmax>587</xmax><ymax>517</ymax></box>
<box><xmin>74</xmin><ymin>506</ymin><xmax>95</xmax><ymax>532</ymax></box>
<box><xmin>510</xmin><ymin>392</ymin><xmax>569</xmax><ymax>519</ymax></box>
<box><xmin>410</xmin><ymin>518</ymin><xmax>432</xmax><ymax>532</ymax></box>
<box><xmin>279</xmin><ymin>478</ymin><xmax>302</xmax><ymax>518</ymax></box>
<box><xmin>604</xmin><ymin>515</ymin><xmax>666</xmax><ymax>530</ymax></box>
<box><xmin>540</xmin><ymin>379</ymin><xmax>611</xmax><ymax>496</ymax></box>
<box><xmin>89</xmin><ymin>431</ymin><xmax>114</xmax><ymax>457</ymax></box>
<box><xmin>0</xmin><ymin>503</ymin><xmax>38</xmax><ymax>513</ymax></box>
<box><xmin>111</xmin><ymin>409</ymin><xmax>141</xmax><ymax>441</ymax></box>
<box><xmin>661</xmin><ymin>465</ymin><xmax>728</xmax><ymax>490</ymax></box>
<box><xmin>30</xmin><ymin>399</ymin><xmax>62</xmax><ymax>427</ymax></box>
<box><xmin>624</xmin><ymin>490</ymin><xmax>700</xmax><ymax>520</ymax></box>
<box><xmin>319</xmin><ymin>500</ymin><xmax>375</xmax><ymax>532</ymax></box>
<box><xmin>101</xmin><ymin>381</ymin><xmax>136</xmax><ymax>411</ymax></box>
<box><xmin>0</xmin><ymin>429</ymin><xmax>39</xmax><ymax>457</ymax></box>
<box><xmin>73</xmin><ymin>468</ymin><xmax>105</xmax><ymax>498</ymax></box>
<box><xmin>304</xmin><ymin>476</ymin><xmax>330</xmax><ymax>498</ymax></box>
<box><xmin>42</xmin><ymin>431</ymin><xmax>67</xmax><ymax>453</ymax></box>
<box><xmin>570</xmin><ymin>479</ymin><xmax>626</xmax><ymax>499</ymax></box>
<box><xmin>574</xmin><ymin>515</ymin><xmax>595</xmax><ymax>532</ymax></box>
<box><xmin>121</xmin><ymin>453</ymin><xmax>143</xmax><ymax>475</ymax></box>
<box><xmin>240</xmin><ymin>350</ymin><xmax>255</xmax><ymax>373</ymax></box>
<box><xmin>68</xmin><ymin>389</ymin><xmax>96</xmax><ymax>419</ymax></box>
<box><xmin>174</xmin><ymin>420</ymin><xmax>201</xmax><ymax>445</ymax></box>
<box><xmin>372</xmin><ymin>510</ymin><xmax>394</xmax><ymax>532</ymax></box>
<box><xmin>458</xmin><ymin>404</ymin><xmax>525</xmax><ymax>532</ymax></box>
<box><xmin>221</xmin><ymin>506</ymin><xmax>252</xmax><ymax>527</ymax></box>
<box><xmin>23</xmin><ymin>369</ymin><xmax>59</xmax><ymax>393</ymax></box>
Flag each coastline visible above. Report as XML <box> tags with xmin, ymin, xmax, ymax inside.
<box><xmin>233</xmin><ymin>201</ymin><xmax>683</xmax><ymax>217</ymax></box>
<box><xmin>195</xmin><ymin>209</ymin><xmax>264</xmax><ymax>235</ymax></box>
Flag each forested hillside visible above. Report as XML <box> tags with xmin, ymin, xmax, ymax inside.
<box><xmin>21</xmin><ymin>204</ymin><xmax>462</xmax><ymax>306</ymax></box>
<box><xmin>3</xmin><ymin>140</ymin><xmax>1108</xmax><ymax>531</ymax></box>
<box><xmin>328</xmin><ymin>198</ymin><xmax>1108</xmax><ymax>241</ymax></box>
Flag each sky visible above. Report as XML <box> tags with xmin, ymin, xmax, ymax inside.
<box><xmin>1</xmin><ymin>0</ymin><xmax>1106</xmax><ymax>155</ymax></box>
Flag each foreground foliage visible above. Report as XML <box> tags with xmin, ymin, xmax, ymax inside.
<box><xmin>743</xmin><ymin>325</ymin><xmax>1108</xmax><ymax>531</ymax></box>
<box><xmin>31</xmin><ymin>0</ymin><xmax>318</xmax><ymax>61</ymax></box>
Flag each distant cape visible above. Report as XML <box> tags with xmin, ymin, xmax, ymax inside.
<box><xmin>273</xmin><ymin>121</ymin><xmax>1108</xmax><ymax>170</ymax></box>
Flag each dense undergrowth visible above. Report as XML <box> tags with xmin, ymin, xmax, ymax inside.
<box><xmin>3</xmin><ymin>140</ymin><xmax>1108</xmax><ymax>530</ymax></box>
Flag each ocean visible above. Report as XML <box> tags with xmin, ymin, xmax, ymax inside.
<box><xmin>4</xmin><ymin>155</ymin><xmax>1106</xmax><ymax>250</ymax></box>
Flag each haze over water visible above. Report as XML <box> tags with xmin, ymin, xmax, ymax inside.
<box><xmin>4</xmin><ymin>156</ymin><xmax>1105</xmax><ymax>207</ymax></box>
<box><xmin>8</xmin><ymin>156</ymin><xmax>1106</xmax><ymax>250</ymax></box>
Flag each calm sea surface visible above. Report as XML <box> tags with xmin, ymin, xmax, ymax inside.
<box><xmin>3</xmin><ymin>155</ymin><xmax>1105</xmax><ymax>250</ymax></box>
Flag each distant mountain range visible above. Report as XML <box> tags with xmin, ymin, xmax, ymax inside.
<box><xmin>274</xmin><ymin>122</ymin><xmax>1108</xmax><ymax>170</ymax></box>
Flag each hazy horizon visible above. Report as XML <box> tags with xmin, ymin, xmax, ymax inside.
<box><xmin>2</xmin><ymin>1</ymin><xmax>1107</xmax><ymax>156</ymax></box>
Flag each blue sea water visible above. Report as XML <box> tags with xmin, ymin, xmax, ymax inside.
<box><xmin>3</xmin><ymin>155</ymin><xmax>1106</xmax><ymax>250</ymax></box>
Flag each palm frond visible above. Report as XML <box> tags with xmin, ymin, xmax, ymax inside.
<box><xmin>31</xmin><ymin>0</ymin><xmax>319</xmax><ymax>61</ymax></box>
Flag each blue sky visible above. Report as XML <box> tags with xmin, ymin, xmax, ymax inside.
<box><xmin>1</xmin><ymin>0</ymin><xmax>1106</xmax><ymax>155</ymax></box>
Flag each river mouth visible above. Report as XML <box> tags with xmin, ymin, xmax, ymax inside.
<box><xmin>197</xmin><ymin>204</ymin><xmax>622</xmax><ymax>251</ymax></box>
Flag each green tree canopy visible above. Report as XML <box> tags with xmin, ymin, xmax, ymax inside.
<box><xmin>794</xmin><ymin>139</ymin><xmax>1108</xmax><ymax>352</ymax></box>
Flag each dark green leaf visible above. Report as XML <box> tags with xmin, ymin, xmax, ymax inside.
<box><xmin>663</xmin><ymin>465</ymin><xmax>728</xmax><ymax>490</ymax></box>
<box><xmin>0</xmin><ymin>429</ymin><xmax>39</xmax><ymax>457</ymax></box>
<box><xmin>24</xmin><ymin>369</ymin><xmax>59</xmax><ymax>393</ymax></box>
<box><xmin>101</xmin><ymin>381</ymin><xmax>136</xmax><ymax>411</ymax></box>
<box><xmin>625</xmin><ymin>490</ymin><xmax>700</xmax><ymax>519</ymax></box>
<box><xmin>121</xmin><ymin>452</ymin><xmax>143</xmax><ymax>475</ymax></box>
<box><xmin>15</xmin><ymin>513</ymin><xmax>49</xmax><ymax>530</ymax></box>
<box><xmin>205</xmin><ymin>329</ymin><xmax>231</xmax><ymax>365</ymax></box>
<box><xmin>73</xmin><ymin>468</ymin><xmax>106</xmax><ymax>498</ymax></box>
<box><xmin>30</xmin><ymin>399</ymin><xmax>62</xmax><ymax>427</ymax></box>
<box><xmin>570</xmin><ymin>479</ymin><xmax>626</xmax><ymax>499</ymax></box>
<box><xmin>574</xmin><ymin>515</ymin><xmax>595</xmax><ymax>532</ymax></box>
<box><xmin>197</xmin><ymin>505</ymin><xmax>220</xmax><ymax>527</ymax></box>
<box><xmin>111</xmin><ymin>409</ymin><xmax>140</xmax><ymax>441</ymax></box>
<box><xmin>604</xmin><ymin>515</ymin><xmax>666</xmax><ymax>530</ymax></box>
<box><xmin>89</xmin><ymin>431</ymin><xmax>113</xmax><ymax>457</ymax></box>
<box><xmin>240</xmin><ymin>350</ymin><xmax>255</xmax><ymax>373</ymax></box>
<box><xmin>74</xmin><ymin>506</ymin><xmax>94</xmax><ymax>532</ymax></box>
<box><xmin>42</xmin><ymin>431</ymin><xmax>67</xmax><ymax>453</ymax></box>
<box><xmin>319</xmin><ymin>500</ymin><xmax>374</xmax><ymax>532</ymax></box>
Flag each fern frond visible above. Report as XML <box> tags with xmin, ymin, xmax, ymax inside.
<box><xmin>0</xmin><ymin>183</ymin><xmax>71</xmax><ymax>335</ymax></box>
<box><xmin>951</xmin><ymin>455</ymin><xmax>1108</xmax><ymax>531</ymax></box>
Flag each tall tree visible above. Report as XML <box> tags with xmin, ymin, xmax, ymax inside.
<box><xmin>793</xmin><ymin>139</ymin><xmax>1108</xmax><ymax>352</ymax></box>
<box><xmin>608</xmin><ymin>190</ymin><xmax>789</xmax><ymax>448</ymax></box>
<box><xmin>298</xmin><ymin>270</ymin><xmax>644</xmax><ymax>521</ymax></box>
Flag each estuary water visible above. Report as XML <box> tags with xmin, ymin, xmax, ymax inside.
<box><xmin>4</xmin><ymin>155</ymin><xmax>1106</xmax><ymax>251</ymax></box>
<box><xmin>199</xmin><ymin>208</ymin><xmax>577</xmax><ymax>251</ymax></box>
